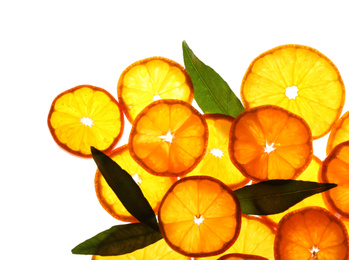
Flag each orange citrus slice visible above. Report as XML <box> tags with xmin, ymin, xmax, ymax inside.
<box><xmin>241</xmin><ymin>44</ymin><xmax>345</xmax><ymax>139</ymax></box>
<box><xmin>229</xmin><ymin>105</ymin><xmax>312</xmax><ymax>181</ymax></box>
<box><xmin>91</xmin><ymin>238</ymin><xmax>190</xmax><ymax>260</ymax></box>
<box><xmin>158</xmin><ymin>176</ymin><xmax>241</xmax><ymax>257</ymax></box>
<box><xmin>117</xmin><ymin>57</ymin><xmax>194</xmax><ymax>123</ymax></box>
<box><xmin>321</xmin><ymin>141</ymin><xmax>349</xmax><ymax>220</ymax></box>
<box><xmin>218</xmin><ymin>253</ymin><xmax>268</xmax><ymax>260</ymax></box>
<box><xmin>326</xmin><ymin>111</ymin><xmax>349</xmax><ymax>155</ymax></box>
<box><xmin>197</xmin><ymin>215</ymin><xmax>276</xmax><ymax>260</ymax></box>
<box><xmin>129</xmin><ymin>99</ymin><xmax>208</xmax><ymax>177</ymax></box>
<box><xmin>274</xmin><ymin>207</ymin><xmax>349</xmax><ymax>260</ymax></box>
<box><xmin>47</xmin><ymin>85</ymin><xmax>124</xmax><ymax>158</ymax></box>
<box><xmin>187</xmin><ymin>114</ymin><xmax>249</xmax><ymax>189</ymax></box>
<box><xmin>267</xmin><ymin>156</ymin><xmax>327</xmax><ymax>223</ymax></box>
<box><xmin>94</xmin><ymin>145</ymin><xmax>176</xmax><ymax>222</ymax></box>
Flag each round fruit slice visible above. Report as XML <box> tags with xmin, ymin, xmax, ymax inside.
<box><xmin>117</xmin><ymin>57</ymin><xmax>194</xmax><ymax>123</ymax></box>
<box><xmin>187</xmin><ymin>114</ymin><xmax>249</xmax><ymax>189</ymax></box>
<box><xmin>321</xmin><ymin>141</ymin><xmax>349</xmax><ymax>219</ymax></box>
<box><xmin>129</xmin><ymin>99</ymin><xmax>208</xmax><ymax>177</ymax></box>
<box><xmin>197</xmin><ymin>215</ymin><xmax>276</xmax><ymax>260</ymax></box>
<box><xmin>241</xmin><ymin>44</ymin><xmax>345</xmax><ymax>139</ymax></box>
<box><xmin>326</xmin><ymin>111</ymin><xmax>349</xmax><ymax>155</ymax></box>
<box><xmin>91</xmin><ymin>238</ymin><xmax>190</xmax><ymax>260</ymax></box>
<box><xmin>218</xmin><ymin>253</ymin><xmax>268</xmax><ymax>260</ymax></box>
<box><xmin>95</xmin><ymin>145</ymin><xmax>176</xmax><ymax>222</ymax></box>
<box><xmin>274</xmin><ymin>207</ymin><xmax>349</xmax><ymax>260</ymax></box>
<box><xmin>48</xmin><ymin>85</ymin><xmax>124</xmax><ymax>158</ymax></box>
<box><xmin>229</xmin><ymin>105</ymin><xmax>312</xmax><ymax>181</ymax></box>
<box><xmin>158</xmin><ymin>176</ymin><xmax>241</xmax><ymax>257</ymax></box>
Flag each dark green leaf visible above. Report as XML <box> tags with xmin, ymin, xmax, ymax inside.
<box><xmin>234</xmin><ymin>180</ymin><xmax>337</xmax><ymax>215</ymax></box>
<box><xmin>91</xmin><ymin>147</ymin><xmax>159</xmax><ymax>231</ymax></box>
<box><xmin>182</xmin><ymin>40</ymin><xmax>244</xmax><ymax>117</ymax></box>
<box><xmin>72</xmin><ymin>223</ymin><xmax>163</xmax><ymax>256</ymax></box>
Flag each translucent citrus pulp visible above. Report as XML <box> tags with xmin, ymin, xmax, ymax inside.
<box><xmin>187</xmin><ymin>114</ymin><xmax>249</xmax><ymax>189</ymax></box>
<box><xmin>118</xmin><ymin>57</ymin><xmax>194</xmax><ymax>123</ymax></box>
<box><xmin>47</xmin><ymin>85</ymin><xmax>124</xmax><ymax>157</ymax></box>
<box><xmin>321</xmin><ymin>141</ymin><xmax>349</xmax><ymax>220</ymax></box>
<box><xmin>241</xmin><ymin>44</ymin><xmax>345</xmax><ymax>139</ymax></box>
<box><xmin>158</xmin><ymin>176</ymin><xmax>241</xmax><ymax>257</ymax></box>
<box><xmin>229</xmin><ymin>105</ymin><xmax>312</xmax><ymax>181</ymax></box>
<box><xmin>326</xmin><ymin>111</ymin><xmax>349</xmax><ymax>155</ymax></box>
<box><xmin>129</xmin><ymin>99</ymin><xmax>208</xmax><ymax>176</ymax></box>
<box><xmin>91</xmin><ymin>238</ymin><xmax>190</xmax><ymax>260</ymax></box>
<box><xmin>218</xmin><ymin>253</ymin><xmax>268</xmax><ymax>260</ymax></box>
<box><xmin>94</xmin><ymin>145</ymin><xmax>176</xmax><ymax>222</ymax></box>
<box><xmin>274</xmin><ymin>207</ymin><xmax>349</xmax><ymax>260</ymax></box>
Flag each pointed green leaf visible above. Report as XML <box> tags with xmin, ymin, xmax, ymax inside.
<box><xmin>234</xmin><ymin>180</ymin><xmax>337</xmax><ymax>215</ymax></box>
<box><xmin>72</xmin><ymin>223</ymin><xmax>163</xmax><ymax>256</ymax></box>
<box><xmin>91</xmin><ymin>147</ymin><xmax>159</xmax><ymax>231</ymax></box>
<box><xmin>182</xmin><ymin>40</ymin><xmax>244</xmax><ymax>117</ymax></box>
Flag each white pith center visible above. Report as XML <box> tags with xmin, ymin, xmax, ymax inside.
<box><xmin>80</xmin><ymin>117</ymin><xmax>94</xmax><ymax>127</ymax></box>
<box><xmin>153</xmin><ymin>94</ymin><xmax>161</xmax><ymax>101</ymax></box>
<box><xmin>310</xmin><ymin>246</ymin><xmax>320</xmax><ymax>259</ymax></box>
<box><xmin>132</xmin><ymin>173</ymin><xmax>142</xmax><ymax>185</ymax></box>
<box><xmin>285</xmin><ymin>86</ymin><xmax>299</xmax><ymax>100</ymax></box>
<box><xmin>158</xmin><ymin>131</ymin><xmax>174</xmax><ymax>143</ymax></box>
<box><xmin>194</xmin><ymin>215</ymin><xmax>205</xmax><ymax>226</ymax></box>
<box><xmin>264</xmin><ymin>142</ymin><xmax>276</xmax><ymax>154</ymax></box>
<box><xmin>210</xmin><ymin>148</ymin><xmax>224</xmax><ymax>158</ymax></box>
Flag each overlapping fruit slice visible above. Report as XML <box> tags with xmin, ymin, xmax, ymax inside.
<box><xmin>241</xmin><ymin>44</ymin><xmax>345</xmax><ymax>139</ymax></box>
<box><xmin>321</xmin><ymin>141</ymin><xmax>349</xmax><ymax>220</ymax></box>
<box><xmin>274</xmin><ymin>207</ymin><xmax>349</xmax><ymax>260</ymax></box>
<box><xmin>218</xmin><ymin>253</ymin><xmax>268</xmax><ymax>260</ymax></box>
<box><xmin>118</xmin><ymin>57</ymin><xmax>194</xmax><ymax>123</ymax></box>
<box><xmin>91</xmin><ymin>238</ymin><xmax>190</xmax><ymax>260</ymax></box>
<box><xmin>197</xmin><ymin>215</ymin><xmax>276</xmax><ymax>260</ymax></box>
<box><xmin>129</xmin><ymin>99</ymin><xmax>208</xmax><ymax>177</ymax></box>
<box><xmin>229</xmin><ymin>105</ymin><xmax>313</xmax><ymax>181</ymax></box>
<box><xmin>94</xmin><ymin>145</ymin><xmax>176</xmax><ymax>222</ymax></box>
<box><xmin>326</xmin><ymin>111</ymin><xmax>349</xmax><ymax>155</ymax></box>
<box><xmin>158</xmin><ymin>176</ymin><xmax>241</xmax><ymax>257</ymax></box>
<box><xmin>187</xmin><ymin>114</ymin><xmax>249</xmax><ymax>189</ymax></box>
<box><xmin>48</xmin><ymin>85</ymin><xmax>124</xmax><ymax>157</ymax></box>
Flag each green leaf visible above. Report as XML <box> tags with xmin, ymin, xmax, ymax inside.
<box><xmin>182</xmin><ymin>40</ymin><xmax>244</xmax><ymax>117</ymax></box>
<box><xmin>91</xmin><ymin>147</ymin><xmax>159</xmax><ymax>231</ymax></box>
<box><xmin>234</xmin><ymin>180</ymin><xmax>337</xmax><ymax>215</ymax></box>
<box><xmin>72</xmin><ymin>223</ymin><xmax>163</xmax><ymax>256</ymax></box>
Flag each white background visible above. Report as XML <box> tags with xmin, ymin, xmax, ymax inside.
<box><xmin>1</xmin><ymin>1</ymin><xmax>349</xmax><ymax>259</ymax></box>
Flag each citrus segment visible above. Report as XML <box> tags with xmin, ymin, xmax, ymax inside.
<box><xmin>187</xmin><ymin>114</ymin><xmax>249</xmax><ymax>189</ymax></box>
<box><xmin>91</xmin><ymin>238</ymin><xmax>190</xmax><ymax>260</ymax></box>
<box><xmin>229</xmin><ymin>105</ymin><xmax>312</xmax><ymax>181</ymax></box>
<box><xmin>327</xmin><ymin>111</ymin><xmax>349</xmax><ymax>155</ymax></box>
<box><xmin>321</xmin><ymin>141</ymin><xmax>349</xmax><ymax>219</ymax></box>
<box><xmin>197</xmin><ymin>215</ymin><xmax>276</xmax><ymax>260</ymax></box>
<box><xmin>94</xmin><ymin>145</ymin><xmax>176</xmax><ymax>222</ymax></box>
<box><xmin>218</xmin><ymin>253</ymin><xmax>268</xmax><ymax>260</ymax></box>
<box><xmin>241</xmin><ymin>44</ymin><xmax>345</xmax><ymax>139</ymax></box>
<box><xmin>129</xmin><ymin>99</ymin><xmax>208</xmax><ymax>177</ymax></box>
<box><xmin>274</xmin><ymin>207</ymin><xmax>349</xmax><ymax>260</ymax></box>
<box><xmin>158</xmin><ymin>176</ymin><xmax>241</xmax><ymax>257</ymax></box>
<box><xmin>48</xmin><ymin>85</ymin><xmax>124</xmax><ymax>158</ymax></box>
<box><xmin>117</xmin><ymin>57</ymin><xmax>194</xmax><ymax>123</ymax></box>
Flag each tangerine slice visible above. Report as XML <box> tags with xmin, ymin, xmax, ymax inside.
<box><xmin>321</xmin><ymin>141</ymin><xmax>349</xmax><ymax>220</ymax></box>
<box><xmin>241</xmin><ymin>44</ymin><xmax>345</xmax><ymax>139</ymax></box>
<box><xmin>197</xmin><ymin>215</ymin><xmax>276</xmax><ymax>260</ymax></box>
<box><xmin>229</xmin><ymin>105</ymin><xmax>313</xmax><ymax>181</ymax></box>
<box><xmin>129</xmin><ymin>99</ymin><xmax>208</xmax><ymax>177</ymax></box>
<box><xmin>158</xmin><ymin>176</ymin><xmax>241</xmax><ymax>257</ymax></box>
<box><xmin>218</xmin><ymin>253</ymin><xmax>268</xmax><ymax>260</ymax></box>
<box><xmin>47</xmin><ymin>85</ymin><xmax>124</xmax><ymax>158</ymax></box>
<box><xmin>187</xmin><ymin>114</ymin><xmax>249</xmax><ymax>189</ymax></box>
<box><xmin>274</xmin><ymin>207</ymin><xmax>349</xmax><ymax>260</ymax></box>
<box><xmin>117</xmin><ymin>57</ymin><xmax>194</xmax><ymax>123</ymax></box>
<box><xmin>91</xmin><ymin>238</ymin><xmax>190</xmax><ymax>260</ymax></box>
<box><xmin>326</xmin><ymin>111</ymin><xmax>349</xmax><ymax>155</ymax></box>
<box><xmin>95</xmin><ymin>145</ymin><xmax>176</xmax><ymax>222</ymax></box>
